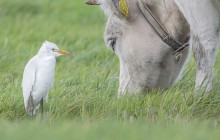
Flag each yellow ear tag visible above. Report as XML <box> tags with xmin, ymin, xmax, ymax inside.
<box><xmin>119</xmin><ymin>0</ymin><xmax>129</xmax><ymax>17</ymax></box>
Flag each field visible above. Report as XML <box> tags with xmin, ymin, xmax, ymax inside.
<box><xmin>0</xmin><ymin>0</ymin><xmax>220</xmax><ymax>139</ymax></box>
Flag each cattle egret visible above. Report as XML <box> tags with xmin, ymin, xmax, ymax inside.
<box><xmin>22</xmin><ymin>40</ymin><xmax>70</xmax><ymax>116</ymax></box>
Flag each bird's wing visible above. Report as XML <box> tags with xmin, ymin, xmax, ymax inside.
<box><xmin>22</xmin><ymin>56</ymin><xmax>38</xmax><ymax>108</ymax></box>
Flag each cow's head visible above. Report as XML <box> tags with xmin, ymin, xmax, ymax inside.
<box><xmin>86</xmin><ymin>0</ymin><xmax>190</xmax><ymax>97</ymax></box>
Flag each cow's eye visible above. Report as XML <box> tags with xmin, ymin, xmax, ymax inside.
<box><xmin>110</xmin><ymin>38</ymin><xmax>116</xmax><ymax>51</ymax></box>
<box><xmin>107</xmin><ymin>37</ymin><xmax>116</xmax><ymax>52</ymax></box>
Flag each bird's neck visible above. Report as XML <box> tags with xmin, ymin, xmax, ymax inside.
<box><xmin>37</xmin><ymin>53</ymin><xmax>56</xmax><ymax>62</ymax></box>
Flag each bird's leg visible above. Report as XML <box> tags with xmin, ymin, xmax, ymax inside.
<box><xmin>27</xmin><ymin>93</ymin><xmax>35</xmax><ymax>117</ymax></box>
<box><xmin>40</xmin><ymin>98</ymin><xmax>44</xmax><ymax>114</ymax></box>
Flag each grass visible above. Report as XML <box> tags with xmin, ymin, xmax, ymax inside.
<box><xmin>0</xmin><ymin>0</ymin><xmax>220</xmax><ymax>139</ymax></box>
<box><xmin>0</xmin><ymin>120</ymin><xmax>220</xmax><ymax>140</ymax></box>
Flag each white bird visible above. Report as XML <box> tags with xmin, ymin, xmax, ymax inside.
<box><xmin>22</xmin><ymin>40</ymin><xmax>70</xmax><ymax>116</ymax></box>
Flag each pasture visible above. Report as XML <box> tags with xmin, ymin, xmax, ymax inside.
<box><xmin>0</xmin><ymin>0</ymin><xmax>220</xmax><ymax>139</ymax></box>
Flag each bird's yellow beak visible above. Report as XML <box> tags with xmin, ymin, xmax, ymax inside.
<box><xmin>54</xmin><ymin>49</ymin><xmax>70</xmax><ymax>55</ymax></box>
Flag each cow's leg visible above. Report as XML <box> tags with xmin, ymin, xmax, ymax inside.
<box><xmin>191</xmin><ymin>34</ymin><xmax>218</xmax><ymax>92</ymax></box>
<box><xmin>175</xmin><ymin>0</ymin><xmax>220</xmax><ymax>92</ymax></box>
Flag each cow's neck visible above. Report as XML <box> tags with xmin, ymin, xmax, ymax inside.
<box><xmin>124</xmin><ymin>0</ymin><xmax>189</xmax><ymax>43</ymax></box>
<box><xmin>143</xmin><ymin>0</ymin><xmax>190</xmax><ymax>43</ymax></box>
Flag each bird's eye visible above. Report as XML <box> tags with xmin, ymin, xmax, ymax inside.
<box><xmin>52</xmin><ymin>48</ymin><xmax>56</xmax><ymax>51</ymax></box>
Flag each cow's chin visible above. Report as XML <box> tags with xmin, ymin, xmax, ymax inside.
<box><xmin>116</xmin><ymin>41</ymin><xmax>190</xmax><ymax>97</ymax></box>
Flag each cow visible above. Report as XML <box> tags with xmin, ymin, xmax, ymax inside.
<box><xmin>86</xmin><ymin>0</ymin><xmax>220</xmax><ymax>97</ymax></box>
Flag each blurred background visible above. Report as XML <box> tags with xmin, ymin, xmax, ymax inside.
<box><xmin>0</xmin><ymin>0</ymin><xmax>118</xmax><ymax>78</ymax></box>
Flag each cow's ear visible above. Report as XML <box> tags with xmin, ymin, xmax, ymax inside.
<box><xmin>113</xmin><ymin>0</ymin><xmax>119</xmax><ymax>9</ymax></box>
<box><xmin>85</xmin><ymin>0</ymin><xmax>100</xmax><ymax>5</ymax></box>
<box><xmin>114</xmin><ymin>0</ymin><xmax>129</xmax><ymax>17</ymax></box>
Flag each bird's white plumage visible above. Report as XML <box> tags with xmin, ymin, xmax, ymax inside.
<box><xmin>22</xmin><ymin>56</ymin><xmax>37</xmax><ymax>109</ymax></box>
<box><xmin>22</xmin><ymin>41</ymin><xmax>68</xmax><ymax>116</ymax></box>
